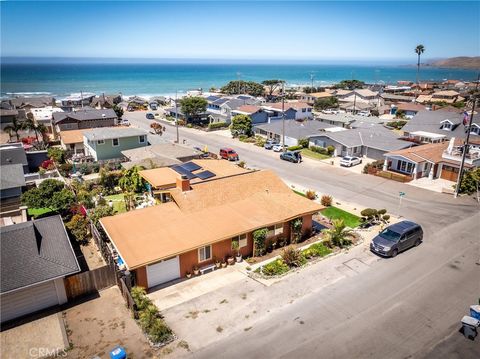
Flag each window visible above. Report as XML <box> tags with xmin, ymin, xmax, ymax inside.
<box><xmin>267</xmin><ymin>224</ymin><xmax>283</xmax><ymax>237</ymax></box>
<box><xmin>97</xmin><ymin>139</ymin><xmax>105</xmax><ymax>145</ymax></box>
<box><xmin>396</xmin><ymin>160</ymin><xmax>414</xmax><ymax>174</ymax></box>
<box><xmin>470</xmin><ymin>125</ymin><xmax>480</xmax><ymax>135</ymax></box>
<box><xmin>232</xmin><ymin>234</ymin><xmax>247</xmax><ymax>248</ymax></box>
<box><xmin>112</xmin><ymin>138</ymin><xmax>119</xmax><ymax>147</ymax></box>
<box><xmin>139</xmin><ymin>135</ymin><xmax>146</xmax><ymax>143</ymax></box>
<box><xmin>440</xmin><ymin>120</ymin><xmax>452</xmax><ymax>131</ymax></box>
<box><xmin>198</xmin><ymin>245</ymin><xmax>212</xmax><ymax>262</ymax></box>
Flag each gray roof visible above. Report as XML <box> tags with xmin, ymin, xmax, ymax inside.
<box><xmin>0</xmin><ymin>164</ymin><xmax>26</xmax><ymax>190</ymax></box>
<box><xmin>381</xmin><ymin>93</ymin><xmax>415</xmax><ymax>102</ymax></box>
<box><xmin>312</xmin><ymin>125</ymin><xmax>413</xmax><ymax>152</ymax></box>
<box><xmin>53</xmin><ymin>108</ymin><xmax>117</xmax><ymax>124</ymax></box>
<box><xmin>84</xmin><ymin>127</ymin><xmax>148</xmax><ymax>141</ymax></box>
<box><xmin>1</xmin><ymin>215</ymin><xmax>80</xmax><ymax>293</ymax></box>
<box><xmin>0</xmin><ymin>142</ymin><xmax>28</xmax><ymax>166</ymax></box>
<box><xmin>316</xmin><ymin>113</ymin><xmax>383</xmax><ymax>125</ymax></box>
<box><xmin>402</xmin><ymin>110</ymin><xmax>480</xmax><ymax>140</ymax></box>
<box><xmin>254</xmin><ymin>120</ymin><xmax>337</xmax><ymax>140</ymax></box>
<box><xmin>9</xmin><ymin>96</ymin><xmax>54</xmax><ymax>108</ymax></box>
<box><xmin>121</xmin><ymin>142</ymin><xmax>200</xmax><ymax>162</ymax></box>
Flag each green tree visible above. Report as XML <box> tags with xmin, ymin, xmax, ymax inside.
<box><xmin>415</xmin><ymin>44</ymin><xmax>425</xmax><ymax>87</ymax></box>
<box><xmin>23</xmin><ymin>116</ymin><xmax>47</xmax><ymax>144</ymax></box>
<box><xmin>113</xmin><ymin>104</ymin><xmax>124</xmax><ymax>119</ymax></box>
<box><xmin>99</xmin><ymin>168</ymin><xmax>121</xmax><ymax>193</ymax></box>
<box><xmin>220</xmin><ymin>80</ymin><xmax>264</xmax><ymax>97</ymax></box>
<box><xmin>119</xmin><ymin>166</ymin><xmax>144</xmax><ymax>193</ymax></box>
<box><xmin>313</xmin><ymin>97</ymin><xmax>339</xmax><ymax>111</ymax></box>
<box><xmin>179</xmin><ymin>96</ymin><xmax>208</xmax><ymax>121</ymax></box>
<box><xmin>66</xmin><ymin>214</ymin><xmax>89</xmax><ymax>244</ymax></box>
<box><xmin>323</xmin><ymin>219</ymin><xmax>354</xmax><ymax>248</ymax></box>
<box><xmin>230</xmin><ymin>114</ymin><xmax>253</xmax><ymax>138</ymax></box>
<box><xmin>89</xmin><ymin>205</ymin><xmax>116</xmax><ymax>225</ymax></box>
<box><xmin>333</xmin><ymin>80</ymin><xmax>365</xmax><ymax>90</ymax></box>
<box><xmin>22</xmin><ymin>179</ymin><xmax>74</xmax><ymax>214</ymax></box>
<box><xmin>262</xmin><ymin>79</ymin><xmax>285</xmax><ymax>99</ymax></box>
<box><xmin>47</xmin><ymin>147</ymin><xmax>66</xmax><ymax>163</ymax></box>
<box><xmin>3</xmin><ymin>117</ymin><xmax>23</xmax><ymax>142</ymax></box>
<box><xmin>456</xmin><ymin>168</ymin><xmax>480</xmax><ymax>195</ymax></box>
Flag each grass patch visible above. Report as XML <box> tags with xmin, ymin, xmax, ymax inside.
<box><xmin>301</xmin><ymin>148</ymin><xmax>331</xmax><ymax>160</ymax></box>
<box><xmin>322</xmin><ymin>206</ymin><xmax>361</xmax><ymax>228</ymax></box>
<box><xmin>27</xmin><ymin>207</ymin><xmax>56</xmax><ymax>218</ymax></box>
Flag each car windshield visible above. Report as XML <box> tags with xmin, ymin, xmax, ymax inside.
<box><xmin>227</xmin><ymin>150</ymin><xmax>235</xmax><ymax>154</ymax></box>
<box><xmin>343</xmin><ymin>157</ymin><xmax>352</xmax><ymax>160</ymax></box>
<box><xmin>379</xmin><ymin>228</ymin><xmax>401</xmax><ymax>242</ymax></box>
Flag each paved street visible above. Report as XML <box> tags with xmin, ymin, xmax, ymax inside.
<box><xmin>125</xmin><ymin>111</ymin><xmax>480</xmax><ymax>359</ymax></box>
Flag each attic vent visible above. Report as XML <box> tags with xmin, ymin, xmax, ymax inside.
<box><xmin>102</xmin><ymin>114</ymin><xmax>106</xmax><ymax>117</ymax></box>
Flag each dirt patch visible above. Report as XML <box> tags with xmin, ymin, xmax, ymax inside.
<box><xmin>80</xmin><ymin>239</ymin><xmax>106</xmax><ymax>270</ymax></box>
<box><xmin>64</xmin><ymin>286</ymin><xmax>159</xmax><ymax>359</ymax></box>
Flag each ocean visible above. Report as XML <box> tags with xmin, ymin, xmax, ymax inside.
<box><xmin>1</xmin><ymin>62</ymin><xmax>478</xmax><ymax>98</ymax></box>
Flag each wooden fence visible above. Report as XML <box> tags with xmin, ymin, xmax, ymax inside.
<box><xmin>64</xmin><ymin>263</ymin><xmax>117</xmax><ymax>300</ymax></box>
<box><xmin>117</xmin><ymin>275</ymin><xmax>135</xmax><ymax>311</ymax></box>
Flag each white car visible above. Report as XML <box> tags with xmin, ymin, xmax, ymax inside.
<box><xmin>322</xmin><ymin>109</ymin><xmax>339</xmax><ymax>114</ymax></box>
<box><xmin>340</xmin><ymin>156</ymin><xmax>362</xmax><ymax>167</ymax></box>
<box><xmin>272</xmin><ymin>144</ymin><xmax>287</xmax><ymax>152</ymax></box>
<box><xmin>118</xmin><ymin>119</ymin><xmax>130</xmax><ymax>126</ymax></box>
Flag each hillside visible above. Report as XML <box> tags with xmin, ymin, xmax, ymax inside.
<box><xmin>427</xmin><ymin>57</ymin><xmax>480</xmax><ymax>69</ymax></box>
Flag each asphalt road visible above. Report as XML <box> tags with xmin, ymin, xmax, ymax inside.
<box><xmin>125</xmin><ymin>112</ymin><xmax>480</xmax><ymax>358</ymax></box>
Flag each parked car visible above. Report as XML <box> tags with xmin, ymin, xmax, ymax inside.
<box><xmin>118</xmin><ymin>119</ymin><xmax>130</xmax><ymax>126</ymax></box>
<box><xmin>280</xmin><ymin>151</ymin><xmax>300</xmax><ymax>163</ymax></box>
<box><xmin>370</xmin><ymin>220</ymin><xmax>423</xmax><ymax>257</ymax></box>
<box><xmin>357</xmin><ymin>110</ymin><xmax>370</xmax><ymax>117</ymax></box>
<box><xmin>193</xmin><ymin>146</ymin><xmax>209</xmax><ymax>158</ymax></box>
<box><xmin>154</xmin><ymin>112</ymin><xmax>160</xmax><ymax>117</ymax></box>
<box><xmin>272</xmin><ymin>144</ymin><xmax>287</xmax><ymax>152</ymax></box>
<box><xmin>150</xmin><ymin>103</ymin><xmax>158</xmax><ymax>110</ymax></box>
<box><xmin>219</xmin><ymin>147</ymin><xmax>239</xmax><ymax>161</ymax></box>
<box><xmin>146</xmin><ymin>113</ymin><xmax>155</xmax><ymax>120</ymax></box>
<box><xmin>339</xmin><ymin>156</ymin><xmax>362</xmax><ymax>167</ymax></box>
<box><xmin>264</xmin><ymin>139</ymin><xmax>279</xmax><ymax>150</ymax></box>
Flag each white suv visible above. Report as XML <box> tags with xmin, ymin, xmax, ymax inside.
<box><xmin>340</xmin><ymin>156</ymin><xmax>362</xmax><ymax>167</ymax></box>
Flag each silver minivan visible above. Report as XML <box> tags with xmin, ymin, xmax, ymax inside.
<box><xmin>370</xmin><ymin>220</ymin><xmax>423</xmax><ymax>257</ymax></box>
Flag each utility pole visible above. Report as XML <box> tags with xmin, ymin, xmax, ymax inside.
<box><xmin>282</xmin><ymin>81</ymin><xmax>285</xmax><ymax>150</ymax></box>
<box><xmin>175</xmin><ymin>90</ymin><xmax>179</xmax><ymax>143</ymax></box>
<box><xmin>310</xmin><ymin>73</ymin><xmax>314</xmax><ymax>90</ymax></box>
<box><xmin>454</xmin><ymin>74</ymin><xmax>480</xmax><ymax>198</ymax></box>
<box><xmin>80</xmin><ymin>90</ymin><xmax>84</xmax><ymax>109</ymax></box>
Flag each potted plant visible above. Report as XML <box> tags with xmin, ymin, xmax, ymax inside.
<box><xmin>231</xmin><ymin>240</ymin><xmax>242</xmax><ymax>262</ymax></box>
<box><xmin>227</xmin><ymin>256</ymin><xmax>235</xmax><ymax>265</ymax></box>
<box><xmin>221</xmin><ymin>260</ymin><xmax>228</xmax><ymax>268</ymax></box>
<box><xmin>215</xmin><ymin>258</ymin><xmax>221</xmax><ymax>269</ymax></box>
<box><xmin>193</xmin><ymin>266</ymin><xmax>200</xmax><ymax>276</ymax></box>
<box><xmin>186</xmin><ymin>271</ymin><xmax>192</xmax><ymax>278</ymax></box>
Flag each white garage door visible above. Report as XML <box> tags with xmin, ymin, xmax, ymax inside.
<box><xmin>146</xmin><ymin>256</ymin><xmax>180</xmax><ymax>288</ymax></box>
<box><xmin>1</xmin><ymin>280</ymin><xmax>59</xmax><ymax>323</ymax></box>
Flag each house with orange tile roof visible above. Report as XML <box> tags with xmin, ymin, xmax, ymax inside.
<box><xmin>382</xmin><ymin>137</ymin><xmax>480</xmax><ymax>182</ymax></box>
<box><xmin>100</xmin><ymin>169</ymin><xmax>323</xmax><ymax>289</ymax></box>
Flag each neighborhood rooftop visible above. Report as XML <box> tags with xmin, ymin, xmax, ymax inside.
<box><xmin>83</xmin><ymin>126</ymin><xmax>148</xmax><ymax>141</ymax></box>
<box><xmin>53</xmin><ymin>108</ymin><xmax>117</xmax><ymax>124</ymax></box>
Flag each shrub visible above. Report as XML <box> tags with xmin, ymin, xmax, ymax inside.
<box><xmin>281</xmin><ymin>246</ymin><xmax>305</xmax><ymax>267</ymax></box>
<box><xmin>305</xmin><ymin>190</ymin><xmax>316</xmax><ymax>200</ymax></box>
<box><xmin>66</xmin><ymin>214</ymin><xmax>89</xmax><ymax>244</ymax></box>
<box><xmin>253</xmin><ymin>228</ymin><xmax>268</xmax><ymax>256</ymax></box>
<box><xmin>363</xmin><ymin>159</ymin><xmax>384</xmax><ymax>174</ymax></box>
<box><xmin>382</xmin><ymin>214</ymin><xmax>390</xmax><ymax>222</ymax></box>
<box><xmin>309</xmin><ymin>145</ymin><xmax>328</xmax><ymax>155</ymax></box>
<box><xmin>261</xmin><ymin>259</ymin><xmax>290</xmax><ymax>276</ymax></box>
<box><xmin>290</xmin><ymin>218</ymin><xmax>303</xmax><ymax>243</ymax></box>
<box><xmin>130</xmin><ymin>286</ymin><xmax>173</xmax><ymax>344</ymax></box>
<box><xmin>303</xmin><ymin>243</ymin><xmax>332</xmax><ymax>258</ymax></box>
<box><xmin>320</xmin><ymin>194</ymin><xmax>333</xmax><ymax>207</ymax></box>
<box><xmin>287</xmin><ymin>145</ymin><xmax>303</xmax><ymax>151</ymax></box>
<box><xmin>254</xmin><ymin>135</ymin><xmax>266</xmax><ymax>147</ymax></box>
<box><xmin>208</xmin><ymin>121</ymin><xmax>228</xmax><ymax>130</ymax></box>
<box><xmin>322</xmin><ymin>219</ymin><xmax>353</xmax><ymax>248</ymax></box>
<box><xmin>326</xmin><ymin>145</ymin><xmax>335</xmax><ymax>155</ymax></box>
<box><xmin>360</xmin><ymin>208</ymin><xmax>377</xmax><ymax>218</ymax></box>
<box><xmin>298</xmin><ymin>138</ymin><xmax>309</xmax><ymax>148</ymax></box>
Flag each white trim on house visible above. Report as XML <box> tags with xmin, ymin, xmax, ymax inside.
<box><xmin>112</xmin><ymin>138</ymin><xmax>119</xmax><ymax>147</ymax></box>
<box><xmin>198</xmin><ymin>245</ymin><xmax>212</xmax><ymax>262</ymax></box>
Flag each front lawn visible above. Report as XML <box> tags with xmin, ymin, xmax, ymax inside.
<box><xmin>322</xmin><ymin>206</ymin><xmax>361</xmax><ymax>228</ymax></box>
<box><xmin>27</xmin><ymin>207</ymin><xmax>56</xmax><ymax>218</ymax></box>
<box><xmin>301</xmin><ymin>148</ymin><xmax>330</xmax><ymax>160</ymax></box>
<box><xmin>104</xmin><ymin>194</ymin><xmax>127</xmax><ymax>213</ymax></box>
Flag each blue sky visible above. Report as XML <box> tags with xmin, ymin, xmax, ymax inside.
<box><xmin>1</xmin><ymin>1</ymin><xmax>479</xmax><ymax>62</ymax></box>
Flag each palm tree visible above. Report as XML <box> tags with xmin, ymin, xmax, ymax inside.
<box><xmin>415</xmin><ymin>44</ymin><xmax>425</xmax><ymax>88</ymax></box>
<box><xmin>323</xmin><ymin>219</ymin><xmax>354</xmax><ymax>248</ymax></box>
<box><xmin>3</xmin><ymin>117</ymin><xmax>23</xmax><ymax>142</ymax></box>
<box><xmin>23</xmin><ymin>117</ymin><xmax>40</xmax><ymax>143</ymax></box>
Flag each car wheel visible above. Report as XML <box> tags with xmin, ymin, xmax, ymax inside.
<box><xmin>414</xmin><ymin>239</ymin><xmax>421</xmax><ymax>247</ymax></box>
<box><xmin>391</xmin><ymin>249</ymin><xmax>398</xmax><ymax>258</ymax></box>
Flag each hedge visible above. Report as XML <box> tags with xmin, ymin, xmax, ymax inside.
<box><xmin>208</xmin><ymin>122</ymin><xmax>228</xmax><ymax>130</ymax></box>
<box><xmin>287</xmin><ymin>145</ymin><xmax>303</xmax><ymax>151</ymax></box>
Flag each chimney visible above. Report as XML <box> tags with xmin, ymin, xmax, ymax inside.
<box><xmin>176</xmin><ymin>175</ymin><xmax>190</xmax><ymax>192</ymax></box>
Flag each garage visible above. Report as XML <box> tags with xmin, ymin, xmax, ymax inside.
<box><xmin>1</xmin><ymin>280</ymin><xmax>61</xmax><ymax>323</ymax></box>
<box><xmin>440</xmin><ymin>165</ymin><xmax>459</xmax><ymax>181</ymax></box>
<box><xmin>146</xmin><ymin>256</ymin><xmax>180</xmax><ymax>288</ymax></box>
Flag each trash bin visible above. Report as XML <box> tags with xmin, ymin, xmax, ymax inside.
<box><xmin>109</xmin><ymin>346</ymin><xmax>127</xmax><ymax>359</ymax></box>
<box><xmin>470</xmin><ymin>305</ymin><xmax>480</xmax><ymax>320</ymax></box>
<box><xmin>461</xmin><ymin>316</ymin><xmax>480</xmax><ymax>340</ymax></box>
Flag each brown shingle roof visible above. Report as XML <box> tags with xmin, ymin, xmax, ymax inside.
<box><xmin>235</xmin><ymin>105</ymin><xmax>262</xmax><ymax>114</ymax></box>
<box><xmin>387</xmin><ymin>139</ymin><xmax>464</xmax><ymax>164</ymax></box>
<box><xmin>100</xmin><ymin>170</ymin><xmax>323</xmax><ymax>269</ymax></box>
<box><xmin>59</xmin><ymin>129</ymin><xmax>90</xmax><ymax>144</ymax></box>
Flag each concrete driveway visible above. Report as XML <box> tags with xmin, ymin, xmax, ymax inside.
<box><xmin>1</xmin><ymin>313</ymin><xmax>68</xmax><ymax>359</ymax></box>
